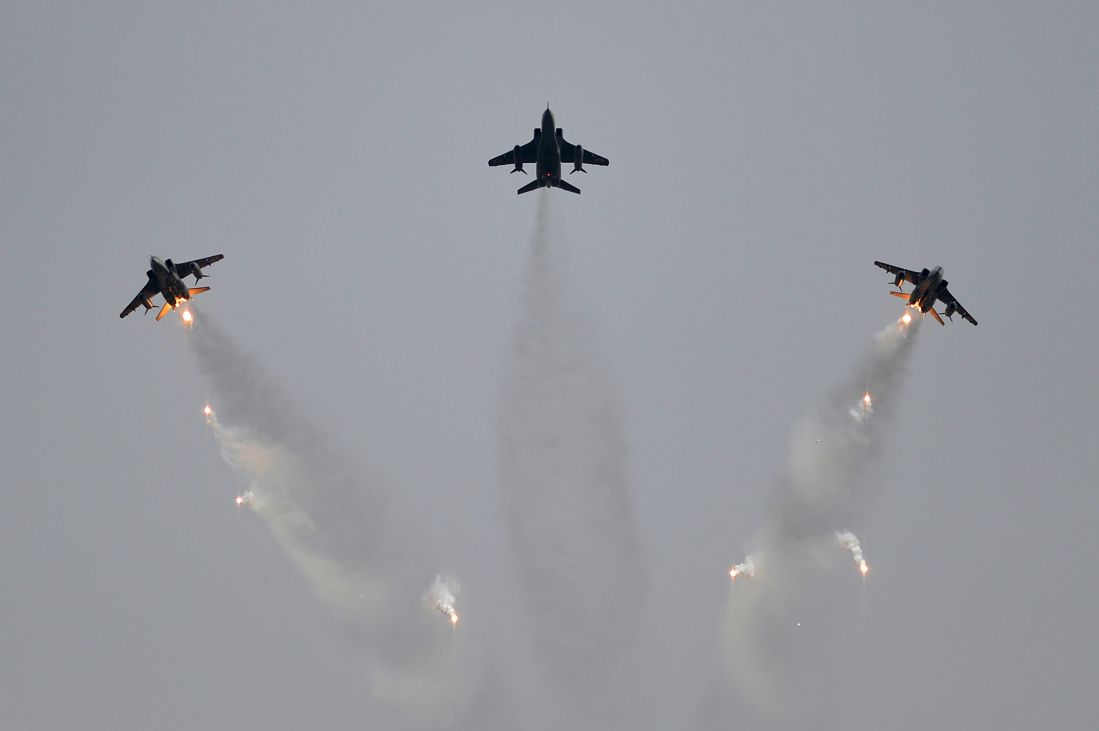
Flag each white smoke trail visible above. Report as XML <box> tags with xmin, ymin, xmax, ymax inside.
<box><xmin>836</xmin><ymin>530</ymin><xmax>869</xmax><ymax>576</ymax></box>
<box><xmin>426</xmin><ymin>574</ymin><xmax>460</xmax><ymax>626</ymax></box>
<box><xmin>724</xmin><ymin>315</ymin><xmax>920</xmax><ymax>722</ymax></box>
<box><xmin>499</xmin><ymin>192</ymin><xmax>646</xmax><ymax>728</ymax></box>
<box><xmin>187</xmin><ymin>313</ymin><xmax>485</xmax><ymax>726</ymax></box>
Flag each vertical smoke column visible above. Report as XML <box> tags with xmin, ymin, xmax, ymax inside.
<box><xmin>187</xmin><ymin>312</ymin><xmax>483</xmax><ymax>727</ymax></box>
<box><xmin>724</xmin><ymin>317</ymin><xmax>920</xmax><ymax>722</ymax></box>
<box><xmin>499</xmin><ymin>193</ymin><xmax>646</xmax><ymax>727</ymax></box>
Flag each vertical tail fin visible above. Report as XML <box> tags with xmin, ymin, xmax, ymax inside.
<box><xmin>155</xmin><ymin>302</ymin><xmax>173</xmax><ymax>321</ymax></box>
<box><xmin>188</xmin><ymin>287</ymin><xmax>210</xmax><ymax>297</ymax></box>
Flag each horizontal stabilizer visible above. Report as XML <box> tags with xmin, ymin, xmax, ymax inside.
<box><xmin>155</xmin><ymin>302</ymin><xmax>173</xmax><ymax>321</ymax></box>
<box><xmin>517</xmin><ymin>179</ymin><xmax>544</xmax><ymax>195</ymax></box>
<box><xmin>889</xmin><ymin>291</ymin><xmax>910</xmax><ymax>299</ymax></box>
<box><xmin>188</xmin><ymin>287</ymin><xmax>210</xmax><ymax>297</ymax></box>
<box><xmin>554</xmin><ymin>178</ymin><xmax>581</xmax><ymax>194</ymax></box>
<box><xmin>929</xmin><ymin>309</ymin><xmax>945</xmax><ymax>326</ymax></box>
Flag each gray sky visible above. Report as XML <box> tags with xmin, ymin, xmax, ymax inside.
<box><xmin>2</xmin><ymin>2</ymin><xmax>1097</xmax><ymax>729</ymax></box>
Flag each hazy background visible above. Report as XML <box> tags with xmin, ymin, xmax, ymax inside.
<box><xmin>2</xmin><ymin>2</ymin><xmax>1097</xmax><ymax>729</ymax></box>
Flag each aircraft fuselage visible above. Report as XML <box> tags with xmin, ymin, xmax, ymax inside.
<box><xmin>535</xmin><ymin>108</ymin><xmax>561</xmax><ymax>186</ymax></box>
<box><xmin>151</xmin><ymin>256</ymin><xmax>190</xmax><ymax>306</ymax></box>
<box><xmin>908</xmin><ymin>266</ymin><xmax>944</xmax><ymax>312</ymax></box>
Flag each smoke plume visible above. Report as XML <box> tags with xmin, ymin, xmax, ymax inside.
<box><xmin>724</xmin><ymin>316</ymin><xmax>920</xmax><ymax>722</ymax></box>
<box><xmin>499</xmin><ymin>192</ymin><xmax>646</xmax><ymax>728</ymax></box>
<box><xmin>836</xmin><ymin>530</ymin><xmax>869</xmax><ymax>576</ymax></box>
<box><xmin>426</xmin><ymin>574</ymin><xmax>461</xmax><ymax>626</ymax></box>
<box><xmin>187</xmin><ymin>311</ymin><xmax>485</xmax><ymax>726</ymax></box>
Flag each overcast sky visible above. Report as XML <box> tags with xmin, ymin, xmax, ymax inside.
<box><xmin>2</xmin><ymin>2</ymin><xmax>1097</xmax><ymax>729</ymax></box>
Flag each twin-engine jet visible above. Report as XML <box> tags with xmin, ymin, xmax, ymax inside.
<box><xmin>119</xmin><ymin>255</ymin><xmax>224</xmax><ymax>321</ymax></box>
<box><xmin>488</xmin><ymin>106</ymin><xmax>609</xmax><ymax>194</ymax></box>
<box><xmin>874</xmin><ymin>261</ymin><xmax>977</xmax><ymax>326</ymax></box>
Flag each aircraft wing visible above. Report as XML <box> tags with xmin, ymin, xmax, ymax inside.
<box><xmin>874</xmin><ymin>260</ymin><xmax>920</xmax><ymax>286</ymax></box>
<box><xmin>119</xmin><ymin>279</ymin><xmax>160</xmax><ymax>319</ymax></box>
<box><xmin>937</xmin><ymin>287</ymin><xmax>978</xmax><ymax>325</ymax></box>
<box><xmin>176</xmin><ymin>254</ymin><xmax>224</xmax><ymax>271</ymax></box>
<box><xmin>488</xmin><ymin>132</ymin><xmax>539</xmax><ymax>166</ymax></box>
<box><xmin>557</xmin><ymin>134</ymin><xmax>609</xmax><ymax>166</ymax></box>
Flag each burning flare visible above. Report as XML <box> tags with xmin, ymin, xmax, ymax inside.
<box><xmin>836</xmin><ymin>530</ymin><xmax>869</xmax><ymax>577</ymax></box>
<box><xmin>850</xmin><ymin>389</ymin><xmax>875</xmax><ymax>423</ymax></box>
<box><xmin>425</xmin><ymin>574</ymin><xmax>460</xmax><ymax>627</ymax></box>
<box><xmin>729</xmin><ymin>554</ymin><xmax>757</xmax><ymax>581</ymax></box>
<box><xmin>181</xmin><ymin>309</ymin><xmax>193</xmax><ymax>326</ymax></box>
<box><xmin>234</xmin><ymin>490</ymin><xmax>257</xmax><ymax>509</ymax></box>
<box><xmin>201</xmin><ymin>404</ymin><xmax>259</xmax><ymax>511</ymax></box>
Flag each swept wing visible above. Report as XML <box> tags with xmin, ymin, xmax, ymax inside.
<box><xmin>874</xmin><ymin>260</ymin><xmax>921</xmax><ymax>286</ymax></box>
<box><xmin>557</xmin><ymin>132</ymin><xmax>609</xmax><ymax>167</ymax></box>
<box><xmin>488</xmin><ymin>132</ymin><xmax>540</xmax><ymax>167</ymax></box>
<box><xmin>119</xmin><ymin>278</ymin><xmax>160</xmax><ymax>319</ymax></box>
<box><xmin>936</xmin><ymin>286</ymin><xmax>978</xmax><ymax>325</ymax></box>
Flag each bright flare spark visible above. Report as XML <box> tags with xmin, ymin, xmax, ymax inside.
<box><xmin>836</xmin><ymin>531</ymin><xmax>870</xmax><ymax>578</ymax></box>
<box><xmin>851</xmin><ymin>390</ymin><xmax>875</xmax><ymax>422</ymax></box>
<box><xmin>729</xmin><ymin>555</ymin><xmax>756</xmax><ymax>581</ymax></box>
<box><xmin>234</xmin><ymin>490</ymin><xmax>257</xmax><ymax>509</ymax></box>
<box><xmin>203</xmin><ymin>404</ymin><xmax>213</xmax><ymax>418</ymax></box>
<box><xmin>902</xmin><ymin>311</ymin><xmax>912</xmax><ymax>325</ymax></box>
<box><xmin>426</xmin><ymin>575</ymin><xmax>461</xmax><ymax>627</ymax></box>
<box><xmin>181</xmin><ymin>309</ymin><xmax>193</xmax><ymax>324</ymax></box>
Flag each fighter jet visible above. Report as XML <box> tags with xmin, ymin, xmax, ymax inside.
<box><xmin>488</xmin><ymin>106</ymin><xmax>609</xmax><ymax>194</ymax></box>
<box><xmin>119</xmin><ymin>254</ymin><xmax>224</xmax><ymax>321</ymax></box>
<box><xmin>874</xmin><ymin>261</ymin><xmax>977</xmax><ymax>325</ymax></box>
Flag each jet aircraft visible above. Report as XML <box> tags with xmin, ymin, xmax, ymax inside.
<box><xmin>488</xmin><ymin>106</ymin><xmax>608</xmax><ymax>194</ymax></box>
<box><xmin>874</xmin><ymin>260</ymin><xmax>977</xmax><ymax>325</ymax></box>
<box><xmin>119</xmin><ymin>255</ymin><xmax>224</xmax><ymax>321</ymax></box>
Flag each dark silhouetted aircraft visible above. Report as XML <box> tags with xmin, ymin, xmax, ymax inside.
<box><xmin>874</xmin><ymin>261</ymin><xmax>977</xmax><ymax>325</ymax></box>
<box><xmin>119</xmin><ymin>255</ymin><xmax>224</xmax><ymax>321</ymax></box>
<box><xmin>488</xmin><ymin>106</ymin><xmax>608</xmax><ymax>194</ymax></box>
